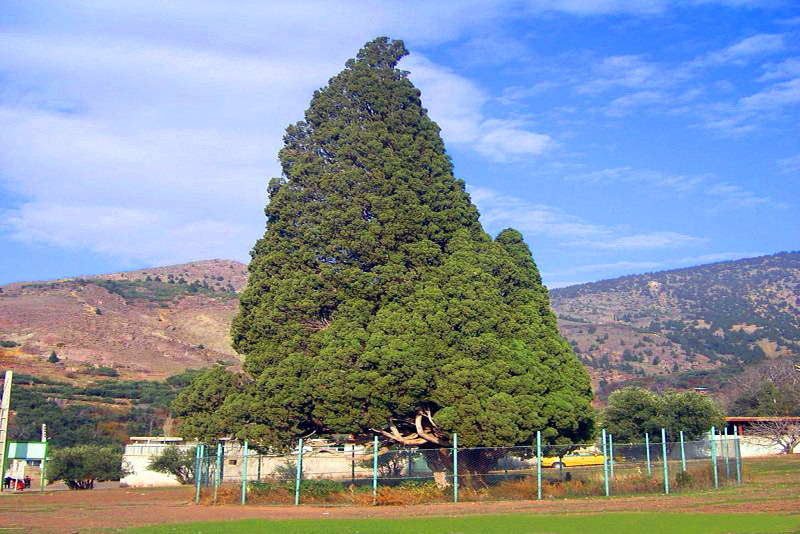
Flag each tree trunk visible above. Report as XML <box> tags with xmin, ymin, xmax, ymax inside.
<box><xmin>419</xmin><ymin>447</ymin><xmax>503</xmax><ymax>489</ymax></box>
<box><xmin>420</xmin><ymin>449</ymin><xmax>451</xmax><ymax>489</ymax></box>
<box><xmin>457</xmin><ymin>448</ymin><xmax>503</xmax><ymax>489</ymax></box>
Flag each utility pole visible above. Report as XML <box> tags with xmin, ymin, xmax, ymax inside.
<box><xmin>0</xmin><ymin>371</ymin><xmax>13</xmax><ymax>493</ymax></box>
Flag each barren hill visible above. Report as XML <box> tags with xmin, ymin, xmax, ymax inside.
<box><xmin>0</xmin><ymin>260</ymin><xmax>246</xmax><ymax>382</ymax></box>
<box><xmin>2</xmin><ymin>254</ymin><xmax>798</xmax><ymax>394</ymax></box>
<box><xmin>550</xmin><ymin>252</ymin><xmax>800</xmax><ymax>395</ymax></box>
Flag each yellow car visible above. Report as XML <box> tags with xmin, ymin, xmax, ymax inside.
<box><xmin>540</xmin><ymin>452</ymin><xmax>606</xmax><ymax>468</ymax></box>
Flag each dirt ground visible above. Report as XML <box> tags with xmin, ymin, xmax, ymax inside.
<box><xmin>1</xmin><ymin>456</ymin><xmax>798</xmax><ymax>533</ymax></box>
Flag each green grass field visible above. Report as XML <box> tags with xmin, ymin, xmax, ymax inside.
<box><xmin>125</xmin><ymin>512</ymin><xmax>800</xmax><ymax>534</ymax></box>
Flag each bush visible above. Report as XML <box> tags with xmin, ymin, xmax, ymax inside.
<box><xmin>248</xmin><ymin>480</ymin><xmax>283</xmax><ymax>494</ymax></box>
<box><xmin>84</xmin><ymin>365</ymin><xmax>119</xmax><ymax>377</ymax></box>
<box><xmin>675</xmin><ymin>470</ymin><xmax>693</xmax><ymax>488</ymax></box>
<box><xmin>148</xmin><ymin>446</ymin><xmax>196</xmax><ymax>484</ymax></box>
<box><xmin>48</xmin><ymin>351</ymin><xmax>60</xmax><ymax>363</ymax></box>
<box><xmin>300</xmin><ymin>479</ymin><xmax>344</xmax><ymax>499</ymax></box>
<box><xmin>48</xmin><ymin>445</ymin><xmax>126</xmax><ymax>489</ymax></box>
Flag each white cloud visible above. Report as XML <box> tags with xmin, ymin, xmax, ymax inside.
<box><xmin>567</xmin><ymin>166</ymin><xmax>778</xmax><ymax>210</ymax></box>
<box><xmin>526</xmin><ymin>0</ymin><xmax>668</xmax><ymax>15</ymax></box>
<box><xmin>2</xmin><ymin>202</ymin><xmax>254</xmax><ymax>265</ymax></box>
<box><xmin>567</xmin><ymin>167</ymin><xmax>707</xmax><ymax>194</ymax></box>
<box><xmin>672</xmin><ymin>251</ymin><xmax>765</xmax><ymax>265</ymax></box>
<box><xmin>468</xmin><ymin>186</ymin><xmax>610</xmax><ymax>240</ymax></box>
<box><xmin>545</xmin><ymin>250</ymin><xmax>765</xmax><ymax>287</ymax></box>
<box><xmin>603</xmin><ymin>90</ymin><xmax>665</xmax><ymax>116</ymax></box>
<box><xmin>777</xmin><ymin>153</ymin><xmax>800</xmax><ymax>174</ymax></box>
<box><xmin>576</xmin><ymin>231</ymin><xmax>708</xmax><ymax>251</ymax></box>
<box><xmin>739</xmin><ymin>77</ymin><xmax>800</xmax><ymax>111</ymax></box>
<box><xmin>474</xmin><ymin>120</ymin><xmax>555</xmax><ymax>160</ymax></box>
<box><xmin>497</xmin><ymin>83</ymin><xmax>556</xmax><ymax>106</ymax></box>
<box><xmin>405</xmin><ymin>55</ymin><xmax>556</xmax><ymax>161</ymax></box>
<box><xmin>468</xmin><ymin>185</ymin><xmax>707</xmax><ymax>250</ymax></box>
<box><xmin>758</xmin><ymin>57</ymin><xmax>800</xmax><ymax>81</ymax></box>
<box><xmin>571</xmin><ymin>33</ymin><xmax>793</xmax><ymax>130</ymax></box>
<box><xmin>577</xmin><ymin>55</ymin><xmax>674</xmax><ymax>94</ymax></box>
<box><xmin>705</xmin><ymin>182</ymin><xmax>772</xmax><ymax>211</ymax></box>
<box><xmin>0</xmin><ymin>4</ymin><xmax>558</xmax><ymax>264</ymax></box>
<box><xmin>0</xmin><ymin>0</ymin><xmax>794</xmax><ymax>273</ymax></box>
<box><xmin>553</xmin><ymin>260</ymin><xmax>664</xmax><ymax>275</ymax></box>
<box><xmin>694</xmin><ymin>34</ymin><xmax>786</xmax><ymax>67</ymax></box>
<box><xmin>691</xmin><ymin>76</ymin><xmax>800</xmax><ymax>135</ymax></box>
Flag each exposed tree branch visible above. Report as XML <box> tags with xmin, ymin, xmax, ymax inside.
<box><xmin>415</xmin><ymin>411</ymin><xmax>448</xmax><ymax>446</ymax></box>
<box><xmin>749</xmin><ymin>420</ymin><xmax>800</xmax><ymax>454</ymax></box>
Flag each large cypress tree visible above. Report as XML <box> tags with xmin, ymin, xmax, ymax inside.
<box><xmin>177</xmin><ymin>37</ymin><xmax>594</xmax><ymax>464</ymax></box>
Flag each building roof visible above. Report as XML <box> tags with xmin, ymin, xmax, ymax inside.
<box><xmin>725</xmin><ymin>416</ymin><xmax>800</xmax><ymax>423</ymax></box>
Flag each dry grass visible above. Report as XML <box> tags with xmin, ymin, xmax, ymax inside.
<box><xmin>198</xmin><ymin>463</ymin><xmax>732</xmax><ymax>506</ymax></box>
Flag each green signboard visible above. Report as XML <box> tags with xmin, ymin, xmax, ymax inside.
<box><xmin>7</xmin><ymin>442</ymin><xmax>47</xmax><ymax>460</ymax></box>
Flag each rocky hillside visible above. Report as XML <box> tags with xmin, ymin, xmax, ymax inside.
<box><xmin>2</xmin><ymin>253</ymin><xmax>798</xmax><ymax>396</ymax></box>
<box><xmin>0</xmin><ymin>260</ymin><xmax>246</xmax><ymax>383</ymax></box>
<box><xmin>550</xmin><ymin>252</ymin><xmax>800</xmax><ymax>395</ymax></box>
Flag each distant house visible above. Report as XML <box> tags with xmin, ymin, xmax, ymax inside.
<box><xmin>724</xmin><ymin>416</ymin><xmax>800</xmax><ymax>456</ymax></box>
<box><xmin>121</xmin><ymin>436</ymin><xmax>196</xmax><ymax>487</ymax></box>
<box><xmin>120</xmin><ymin>436</ymin><xmax>374</xmax><ymax>488</ymax></box>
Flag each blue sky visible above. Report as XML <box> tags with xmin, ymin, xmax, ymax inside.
<box><xmin>0</xmin><ymin>1</ymin><xmax>798</xmax><ymax>288</ymax></box>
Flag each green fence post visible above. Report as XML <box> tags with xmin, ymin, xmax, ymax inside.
<box><xmin>601</xmin><ymin>428</ymin><xmax>610</xmax><ymax>497</ymax></box>
<box><xmin>680</xmin><ymin>431</ymin><xmax>686</xmax><ymax>472</ymax></box>
<box><xmin>194</xmin><ymin>444</ymin><xmax>203</xmax><ymax>504</ymax></box>
<box><xmin>372</xmin><ymin>435</ymin><xmax>379</xmax><ymax>503</ymax></box>
<box><xmin>734</xmin><ymin>425</ymin><xmax>742</xmax><ymax>485</ymax></box>
<box><xmin>723</xmin><ymin>427</ymin><xmax>730</xmax><ymax>479</ymax></box>
<box><xmin>453</xmin><ymin>433</ymin><xmax>458</xmax><ymax>503</ymax></box>
<box><xmin>40</xmin><ymin>442</ymin><xmax>49</xmax><ymax>493</ymax></box>
<box><xmin>645</xmin><ymin>432</ymin><xmax>651</xmax><ymax>475</ymax></box>
<box><xmin>213</xmin><ymin>442</ymin><xmax>223</xmax><ymax>504</ymax></box>
<box><xmin>536</xmin><ymin>431</ymin><xmax>542</xmax><ymax>501</ymax></box>
<box><xmin>710</xmin><ymin>426</ymin><xmax>719</xmax><ymax>489</ymax></box>
<box><xmin>608</xmin><ymin>433</ymin><xmax>615</xmax><ymax>479</ymax></box>
<box><xmin>294</xmin><ymin>438</ymin><xmax>304</xmax><ymax>505</ymax></box>
<box><xmin>241</xmin><ymin>441</ymin><xmax>249</xmax><ymax>505</ymax></box>
<box><xmin>661</xmin><ymin>428</ymin><xmax>669</xmax><ymax>495</ymax></box>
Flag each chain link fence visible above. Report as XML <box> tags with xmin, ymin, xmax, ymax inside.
<box><xmin>193</xmin><ymin>427</ymin><xmax>743</xmax><ymax>505</ymax></box>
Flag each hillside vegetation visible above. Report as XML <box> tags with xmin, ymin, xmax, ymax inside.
<box><xmin>550</xmin><ymin>252</ymin><xmax>800</xmax><ymax>395</ymax></box>
<box><xmin>0</xmin><ymin>260</ymin><xmax>245</xmax><ymax>382</ymax></box>
<box><xmin>2</xmin><ymin>252</ymin><xmax>798</xmax><ymax>426</ymax></box>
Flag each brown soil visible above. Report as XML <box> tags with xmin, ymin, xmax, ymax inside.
<box><xmin>1</xmin><ymin>456</ymin><xmax>798</xmax><ymax>533</ymax></box>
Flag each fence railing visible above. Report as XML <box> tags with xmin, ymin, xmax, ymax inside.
<box><xmin>193</xmin><ymin>426</ymin><xmax>744</xmax><ymax>505</ymax></box>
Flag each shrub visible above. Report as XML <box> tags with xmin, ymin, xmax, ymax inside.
<box><xmin>300</xmin><ymin>479</ymin><xmax>344</xmax><ymax>499</ymax></box>
<box><xmin>84</xmin><ymin>365</ymin><xmax>119</xmax><ymax>377</ymax></box>
<box><xmin>48</xmin><ymin>445</ymin><xmax>126</xmax><ymax>489</ymax></box>
<box><xmin>148</xmin><ymin>446</ymin><xmax>196</xmax><ymax>484</ymax></box>
<box><xmin>675</xmin><ymin>470</ymin><xmax>693</xmax><ymax>488</ymax></box>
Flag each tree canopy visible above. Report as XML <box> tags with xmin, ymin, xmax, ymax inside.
<box><xmin>176</xmin><ymin>37</ymin><xmax>595</xmax><ymax>453</ymax></box>
<box><xmin>47</xmin><ymin>445</ymin><xmax>126</xmax><ymax>490</ymax></box>
<box><xmin>602</xmin><ymin>387</ymin><xmax>724</xmax><ymax>443</ymax></box>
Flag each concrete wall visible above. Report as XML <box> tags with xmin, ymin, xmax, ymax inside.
<box><xmin>120</xmin><ymin>442</ymin><xmax>196</xmax><ymax>488</ymax></box>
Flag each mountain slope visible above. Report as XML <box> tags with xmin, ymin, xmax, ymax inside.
<box><xmin>550</xmin><ymin>252</ymin><xmax>800</xmax><ymax>393</ymax></box>
<box><xmin>0</xmin><ymin>260</ymin><xmax>246</xmax><ymax>382</ymax></box>
<box><xmin>2</xmin><ymin>253</ymin><xmax>798</xmax><ymax>394</ymax></box>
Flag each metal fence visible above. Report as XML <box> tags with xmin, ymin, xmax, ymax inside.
<box><xmin>193</xmin><ymin>426</ymin><xmax>743</xmax><ymax>505</ymax></box>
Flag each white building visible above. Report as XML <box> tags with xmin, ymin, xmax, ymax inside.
<box><xmin>120</xmin><ymin>436</ymin><xmax>196</xmax><ymax>487</ymax></box>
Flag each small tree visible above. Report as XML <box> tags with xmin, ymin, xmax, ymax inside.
<box><xmin>48</xmin><ymin>351</ymin><xmax>60</xmax><ymax>363</ymax></box>
<box><xmin>148</xmin><ymin>446</ymin><xmax>197</xmax><ymax>484</ymax></box>
<box><xmin>749</xmin><ymin>420</ymin><xmax>800</xmax><ymax>454</ymax></box>
<box><xmin>48</xmin><ymin>445</ymin><xmax>126</xmax><ymax>490</ymax></box>
<box><xmin>660</xmin><ymin>390</ymin><xmax>724</xmax><ymax>442</ymax></box>
<box><xmin>603</xmin><ymin>387</ymin><xmax>724</xmax><ymax>444</ymax></box>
